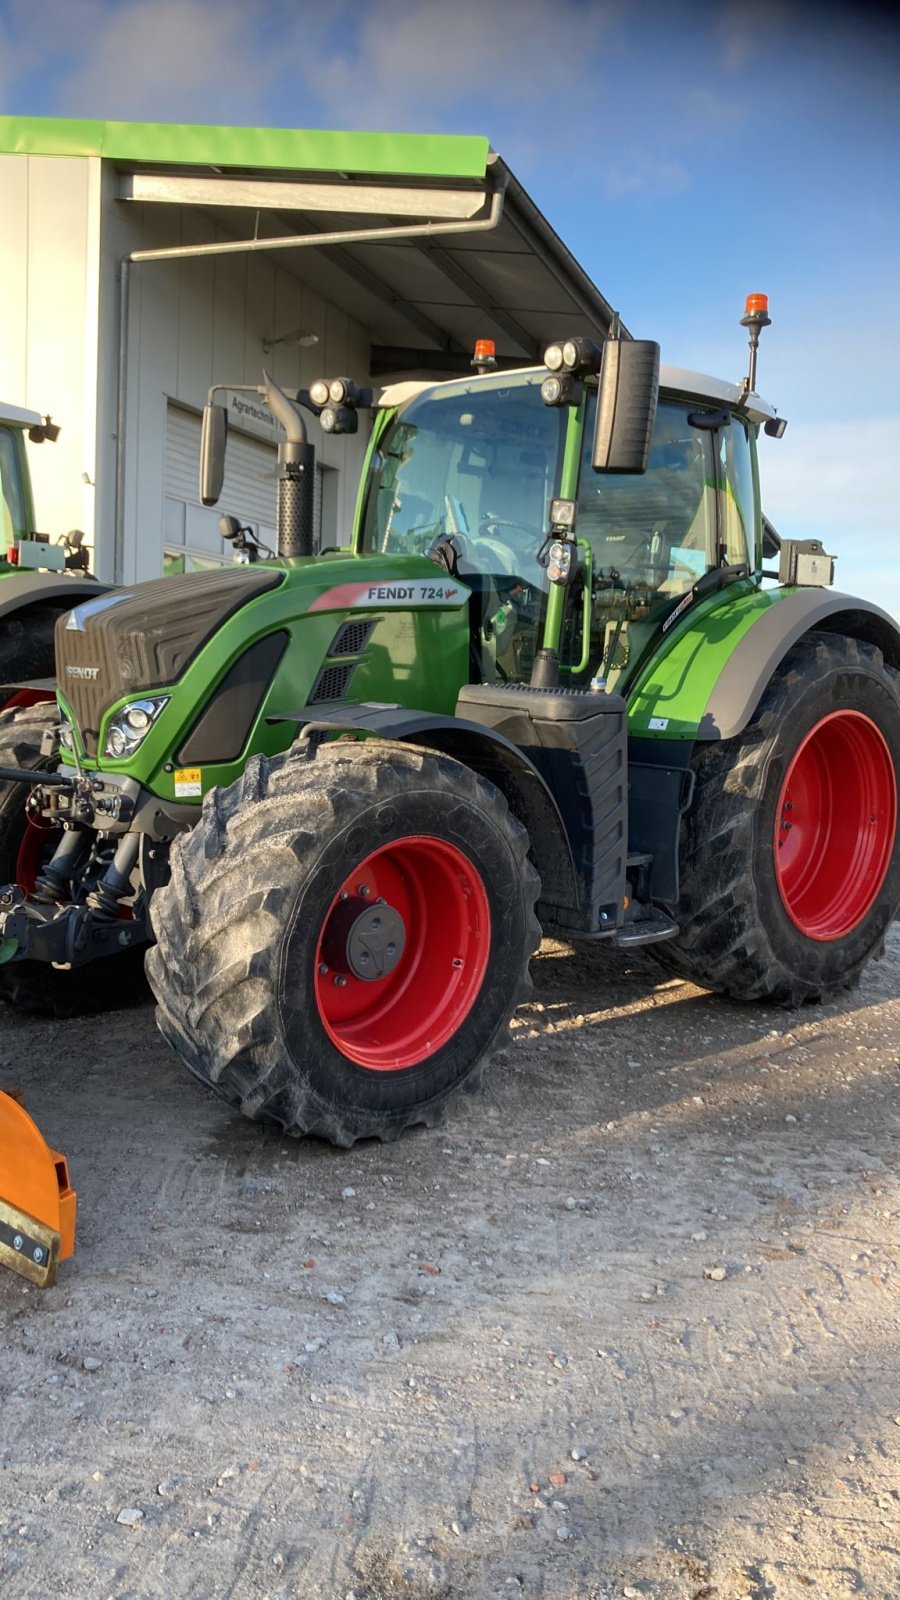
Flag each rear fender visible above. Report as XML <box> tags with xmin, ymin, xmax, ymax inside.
<box><xmin>627</xmin><ymin>586</ymin><xmax>900</xmax><ymax>743</ymax></box>
<box><xmin>698</xmin><ymin>590</ymin><xmax>900</xmax><ymax>740</ymax></box>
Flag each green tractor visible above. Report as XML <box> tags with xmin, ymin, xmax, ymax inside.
<box><xmin>0</xmin><ymin>400</ymin><xmax>103</xmax><ymax>695</ymax></box>
<box><xmin>0</xmin><ymin>297</ymin><xmax>897</xmax><ymax>1145</ymax></box>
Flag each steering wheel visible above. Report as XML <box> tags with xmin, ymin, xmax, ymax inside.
<box><xmin>428</xmin><ymin>531</ymin><xmax>523</xmax><ymax>581</ymax></box>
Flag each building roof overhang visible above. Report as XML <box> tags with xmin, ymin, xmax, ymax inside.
<box><xmin>0</xmin><ymin>115</ymin><xmax>626</xmax><ymax>376</ymax></box>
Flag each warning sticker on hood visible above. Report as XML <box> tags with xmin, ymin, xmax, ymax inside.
<box><xmin>174</xmin><ymin>767</ymin><xmax>202</xmax><ymax>798</ymax></box>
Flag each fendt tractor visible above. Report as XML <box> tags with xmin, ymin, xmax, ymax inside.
<box><xmin>0</xmin><ymin>297</ymin><xmax>897</xmax><ymax>1147</ymax></box>
<box><xmin>0</xmin><ymin>400</ymin><xmax>102</xmax><ymax>690</ymax></box>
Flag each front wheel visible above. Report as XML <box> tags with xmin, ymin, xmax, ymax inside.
<box><xmin>655</xmin><ymin>633</ymin><xmax>900</xmax><ymax>1003</ymax></box>
<box><xmin>147</xmin><ymin>741</ymin><xmax>541</xmax><ymax>1144</ymax></box>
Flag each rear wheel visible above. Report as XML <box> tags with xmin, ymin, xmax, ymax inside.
<box><xmin>655</xmin><ymin>633</ymin><xmax>900</xmax><ymax>1003</ymax></box>
<box><xmin>147</xmin><ymin>741</ymin><xmax>541</xmax><ymax>1145</ymax></box>
<box><xmin>0</xmin><ymin>701</ymin><xmax>148</xmax><ymax>1017</ymax></box>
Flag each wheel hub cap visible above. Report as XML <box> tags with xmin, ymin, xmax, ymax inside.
<box><xmin>325</xmin><ymin>897</ymin><xmax>406</xmax><ymax>982</ymax></box>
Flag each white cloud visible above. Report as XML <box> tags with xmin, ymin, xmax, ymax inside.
<box><xmin>714</xmin><ymin>0</ymin><xmax>789</xmax><ymax>72</ymax></box>
<box><xmin>0</xmin><ymin>0</ymin><xmax>270</xmax><ymax>123</ymax></box>
<box><xmin>55</xmin><ymin>0</ymin><xmax>266</xmax><ymax>123</ymax></box>
<box><xmin>288</xmin><ymin>0</ymin><xmax>614</xmax><ymax>126</ymax></box>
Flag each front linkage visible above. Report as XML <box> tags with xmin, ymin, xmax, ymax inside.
<box><xmin>0</xmin><ymin>756</ymin><xmax>181</xmax><ymax>971</ymax></box>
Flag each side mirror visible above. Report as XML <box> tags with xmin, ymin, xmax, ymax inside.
<box><xmin>200</xmin><ymin>404</ymin><xmax>228</xmax><ymax>505</ymax></box>
<box><xmin>592</xmin><ymin>339</ymin><xmax>660</xmax><ymax>474</ymax></box>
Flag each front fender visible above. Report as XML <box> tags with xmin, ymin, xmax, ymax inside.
<box><xmin>269</xmin><ymin>701</ymin><xmax>579</xmax><ymax>913</ymax></box>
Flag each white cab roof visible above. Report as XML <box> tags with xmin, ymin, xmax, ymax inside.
<box><xmin>0</xmin><ymin>402</ymin><xmax>43</xmax><ymax>429</ymax></box>
<box><xmin>377</xmin><ymin>364</ymin><xmax>781</xmax><ymax>426</ymax></box>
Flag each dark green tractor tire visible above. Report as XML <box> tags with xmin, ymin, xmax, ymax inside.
<box><xmin>654</xmin><ymin>633</ymin><xmax>900</xmax><ymax>1004</ymax></box>
<box><xmin>147</xmin><ymin>741</ymin><xmax>541</xmax><ymax>1145</ymax></box>
<box><xmin>0</xmin><ymin>701</ymin><xmax>148</xmax><ymax>1017</ymax></box>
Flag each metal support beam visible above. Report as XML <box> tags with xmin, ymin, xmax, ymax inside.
<box><xmin>268</xmin><ymin>211</ymin><xmax>461</xmax><ymax>355</ymax></box>
<box><xmin>416</xmin><ymin>240</ymin><xmax>541</xmax><ymax>357</ymax></box>
<box><xmin>118</xmin><ymin>172</ymin><xmax>490</xmax><ymax>221</ymax></box>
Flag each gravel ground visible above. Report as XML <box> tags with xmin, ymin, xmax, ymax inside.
<box><xmin>1</xmin><ymin>928</ymin><xmax>898</xmax><ymax>1600</ymax></box>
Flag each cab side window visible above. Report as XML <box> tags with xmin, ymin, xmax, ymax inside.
<box><xmin>719</xmin><ymin>417</ymin><xmax>756</xmax><ymax>568</ymax></box>
<box><xmin>577</xmin><ymin>400</ymin><xmax>717</xmax><ymax>607</ymax></box>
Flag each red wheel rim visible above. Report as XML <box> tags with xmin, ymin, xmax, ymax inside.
<box><xmin>774</xmin><ymin>710</ymin><xmax>897</xmax><ymax>940</ymax></box>
<box><xmin>314</xmin><ymin>835</ymin><xmax>491</xmax><ymax>1070</ymax></box>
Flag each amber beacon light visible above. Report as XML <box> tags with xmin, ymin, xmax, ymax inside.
<box><xmin>739</xmin><ymin>291</ymin><xmax>773</xmax><ymax>397</ymax></box>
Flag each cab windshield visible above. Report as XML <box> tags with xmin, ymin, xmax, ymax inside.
<box><xmin>359</xmin><ymin>371</ymin><xmax>564</xmax><ymax>589</ymax></box>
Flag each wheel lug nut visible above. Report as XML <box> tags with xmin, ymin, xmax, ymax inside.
<box><xmin>318</xmin><ymin>963</ymin><xmax>329</xmax><ymax>975</ymax></box>
<box><xmin>358</xmin><ymin>884</ymin><xmax>370</xmax><ymax>897</ymax></box>
<box><xmin>452</xmin><ymin>957</ymin><xmax>463</xmax><ymax>969</ymax></box>
<box><xmin>334</xmin><ymin>975</ymin><xmax>347</xmax><ymax>987</ymax></box>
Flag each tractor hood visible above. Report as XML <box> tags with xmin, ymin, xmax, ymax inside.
<box><xmin>55</xmin><ymin>554</ymin><xmax>472</xmax><ymax>763</ymax></box>
<box><xmin>57</xmin><ymin>565</ymin><xmax>285</xmax><ymax>756</ymax></box>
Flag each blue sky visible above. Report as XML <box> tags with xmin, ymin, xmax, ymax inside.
<box><xmin>2</xmin><ymin>0</ymin><xmax>898</xmax><ymax>609</ymax></box>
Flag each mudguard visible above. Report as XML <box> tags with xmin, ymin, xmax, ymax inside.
<box><xmin>269</xmin><ymin>700</ymin><xmax>581</xmax><ymax>918</ymax></box>
<box><xmin>0</xmin><ymin>571</ymin><xmax>107</xmax><ymax>621</ymax></box>
<box><xmin>628</xmin><ymin>586</ymin><xmax>900</xmax><ymax>743</ymax></box>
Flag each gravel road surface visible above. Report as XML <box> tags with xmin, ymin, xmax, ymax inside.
<box><xmin>1</xmin><ymin>929</ymin><xmax>898</xmax><ymax>1600</ymax></box>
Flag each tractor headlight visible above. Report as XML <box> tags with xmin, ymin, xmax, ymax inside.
<box><xmin>547</xmin><ymin>540</ymin><xmax>573</xmax><ymax>584</ymax></box>
<box><xmin>103</xmin><ymin>696</ymin><xmax>169</xmax><ymax>760</ymax></box>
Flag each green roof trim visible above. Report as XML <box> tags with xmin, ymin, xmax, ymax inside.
<box><xmin>0</xmin><ymin>116</ymin><xmax>490</xmax><ymax>180</ymax></box>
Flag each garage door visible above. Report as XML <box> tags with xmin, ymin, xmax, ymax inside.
<box><xmin>164</xmin><ymin>404</ymin><xmax>322</xmax><ymax>570</ymax></box>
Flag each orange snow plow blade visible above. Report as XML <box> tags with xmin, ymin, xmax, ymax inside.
<box><xmin>0</xmin><ymin>1091</ymin><xmax>76</xmax><ymax>1287</ymax></box>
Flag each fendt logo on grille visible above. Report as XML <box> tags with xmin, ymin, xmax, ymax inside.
<box><xmin>65</xmin><ymin>665</ymin><xmax>101</xmax><ymax>680</ymax></box>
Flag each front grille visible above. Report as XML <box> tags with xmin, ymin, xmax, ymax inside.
<box><xmin>56</xmin><ymin>567</ymin><xmax>283</xmax><ymax>756</ymax></box>
<box><xmin>309</xmin><ymin>662</ymin><xmax>357</xmax><ymax>703</ymax></box>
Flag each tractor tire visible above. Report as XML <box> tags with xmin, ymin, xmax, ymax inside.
<box><xmin>654</xmin><ymin>632</ymin><xmax>900</xmax><ymax>1004</ymax></box>
<box><xmin>0</xmin><ymin>701</ymin><xmax>148</xmax><ymax>1017</ymax></box>
<box><xmin>147</xmin><ymin>740</ymin><xmax>541</xmax><ymax>1145</ymax></box>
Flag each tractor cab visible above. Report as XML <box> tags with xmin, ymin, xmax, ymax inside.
<box><xmin>356</xmin><ymin>353</ymin><xmax>767</xmax><ymax>693</ymax></box>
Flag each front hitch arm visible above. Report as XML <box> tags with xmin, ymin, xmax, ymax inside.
<box><xmin>0</xmin><ymin>765</ymin><xmax>76</xmax><ymax>790</ymax></box>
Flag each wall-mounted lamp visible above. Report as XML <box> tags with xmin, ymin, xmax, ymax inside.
<box><xmin>261</xmin><ymin>328</ymin><xmax>320</xmax><ymax>355</ymax></box>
